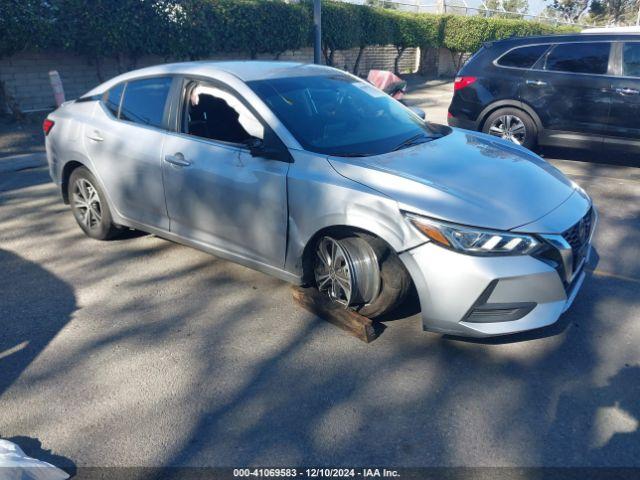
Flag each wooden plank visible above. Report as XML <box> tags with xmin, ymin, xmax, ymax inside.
<box><xmin>292</xmin><ymin>286</ymin><xmax>382</xmax><ymax>343</ymax></box>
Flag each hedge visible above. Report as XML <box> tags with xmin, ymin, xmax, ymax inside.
<box><xmin>0</xmin><ymin>0</ymin><xmax>577</xmax><ymax>73</ymax></box>
<box><xmin>442</xmin><ymin>15</ymin><xmax>577</xmax><ymax>54</ymax></box>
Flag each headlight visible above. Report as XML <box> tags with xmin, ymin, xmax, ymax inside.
<box><xmin>404</xmin><ymin>213</ymin><xmax>540</xmax><ymax>256</ymax></box>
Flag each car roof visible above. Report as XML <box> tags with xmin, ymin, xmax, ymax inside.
<box><xmin>83</xmin><ymin>60</ymin><xmax>343</xmax><ymax>97</ymax></box>
<box><xmin>127</xmin><ymin>61</ymin><xmax>337</xmax><ymax>83</ymax></box>
<box><xmin>488</xmin><ymin>32</ymin><xmax>640</xmax><ymax>47</ymax></box>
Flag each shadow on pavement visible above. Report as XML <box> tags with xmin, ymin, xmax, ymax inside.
<box><xmin>0</xmin><ymin>248</ymin><xmax>76</xmax><ymax>397</ymax></box>
<box><xmin>6</xmin><ymin>435</ymin><xmax>77</xmax><ymax>476</ymax></box>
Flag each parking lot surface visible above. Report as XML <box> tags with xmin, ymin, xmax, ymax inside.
<box><xmin>0</xmin><ymin>81</ymin><xmax>639</xmax><ymax>470</ymax></box>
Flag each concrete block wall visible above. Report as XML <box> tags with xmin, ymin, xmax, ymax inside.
<box><xmin>0</xmin><ymin>46</ymin><xmax>419</xmax><ymax>112</ymax></box>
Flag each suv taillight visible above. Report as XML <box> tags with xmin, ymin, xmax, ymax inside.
<box><xmin>454</xmin><ymin>76</ymin><xmax>477</xmax><ymax>91</ymax></box>
<box><xmin>43</xmin><ymin>118</ymin><xmax>55</xmax><ymax>136</ymax></box>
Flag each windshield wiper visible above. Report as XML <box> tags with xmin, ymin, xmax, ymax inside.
<box><xmin>329</xmin><ymin>152</ymin><xmax>370</xmax><ymax>157</ymax></box>
<box><xmin>393</xmin><ymin>133</ymin><xmax>440</xmax><ymax>152</ymax></box>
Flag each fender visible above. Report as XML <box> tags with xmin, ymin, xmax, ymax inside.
<box><xmin>283</xmin><ymin>151</ymin><xmax>425</xmax><ymax>279</ymax></box>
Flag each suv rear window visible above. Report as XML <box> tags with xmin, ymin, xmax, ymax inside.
<box><xmin>545</xmin><ymin>43</ymin><xmax>610</xmax><ymax>75</ymax></box>
<box><xmin>119</xmin><ymin>77</ymin><xmax>172</xmax><ymax>128</ymax></box>
<box><xmin>497</xmin><ymin>44</ymin><xmax>549</xmax><ymax>69</ymax></box>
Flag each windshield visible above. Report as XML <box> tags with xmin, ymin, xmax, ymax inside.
<box><xmin>247</xmin><ymin>74</ymin><xmax>441</xmax><ymax>156</ymax></box>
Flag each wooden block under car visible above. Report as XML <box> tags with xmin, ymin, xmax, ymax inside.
<box><xmin>292</xmin><ymin>286</ymin><xmax>382</xmax><ymax>343</ymax></box>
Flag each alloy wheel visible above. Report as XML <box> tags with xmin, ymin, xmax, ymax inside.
<box><xmin>315</xmin><ymin>237</ymin><xmax>353</xmax><ymax>306</ymax></box>
<box><xmin>314</xmin><ymin>236</ymin><xmax>380</xmax><ymax>307</ymax></box>
<box><xmin>72</xmin><ymin>178</ymin><xmax>102</xmax><ymax>230</ymax></box>
<box><xmin>488</xmin><ymin>114</ymin><xmax>526</xmax><ymax>145</ymax></box>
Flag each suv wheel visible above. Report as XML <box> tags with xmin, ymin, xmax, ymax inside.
<box><xmin>483</xmin><ymin>107</ymin><xmax>537</xmax><ymax>150</ymax></box>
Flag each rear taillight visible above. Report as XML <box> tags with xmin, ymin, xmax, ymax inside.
<box><xmin>43</xmin><ymin>118</ymin><xmax>55</xmax><ymax>136</ymax></box>
<box><xmin>454</xmin><ymin>76</ymin><xmax>477</xmax><ymax>91</ymax></box>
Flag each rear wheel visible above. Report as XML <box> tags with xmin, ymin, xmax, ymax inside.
<box><xmin>482</xmin><ymin>107</ymin><xmax>537</xmax><ymax>150</ymax></box>
<box><xmin>313</xmin><ymin>233</ymin><xmax>411</xmax><ymax>319</ymax></box>
<box><xmin>68</xmin><ymin>167</ymin><xmax>119</xmax><ymax>240</ymax></box>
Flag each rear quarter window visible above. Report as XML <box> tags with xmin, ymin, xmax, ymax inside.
<box><xmin>497</xmin><ymin>44</ymin><xmax>550</xmax><ymax>69</ymax></box>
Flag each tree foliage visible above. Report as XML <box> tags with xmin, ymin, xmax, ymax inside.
<box><xmin>442</xmin><ymin>14</ymin><xmax>575</xmax><ymax>53</ymax></box>
<box><xmin>0</xmin><ymin>0</ymin><xmax>577</xmax><ymax>67</ymax></box>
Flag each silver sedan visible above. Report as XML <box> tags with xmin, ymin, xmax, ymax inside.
<box><xmin>44</xmin><ymin>61</ymin><xmax>595</xmax><ymax>337</ymax></box>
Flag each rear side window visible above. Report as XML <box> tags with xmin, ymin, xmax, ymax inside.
<box><xmin>119</xmin><ymin>77</ymin><xmax>172</xmax><ymax>128</ymax></box>
<box><xmin>545</xmin><ymin>43</ymin><xmax>610</xmax><ymax>75</ymax></box>
<box><xmin>104</xmin><ymin>83</ymin><xmax>124</xmax><ymax>117</ymax></box>
<box><xmin>623</xmin><ymin>43</ymin><xmax>640</xmax><ymax>77</ymax></box>
<box><xmin>497</xmin><ymin>44</ymin><xmax>549</xmax><ymax>69</ymax></box>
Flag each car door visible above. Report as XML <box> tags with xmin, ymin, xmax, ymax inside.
<box><xmin>84</xmin><ymin>76</ymin><xmax>174</xmax><ymax>229</ymax></box>
<box><xmin>604</xmin><ymin>41</ymin><xmax>640</xmax><ymax>154</ymax></box>
<box><xmin>161</xmin><ymin>78</ymin><xmax>290</xmax><ymax>267</ymax></box>
<box><xmin>520</xmin><ymin>41</ymin><xmax>613</xmax><ymax>148</ymax></box>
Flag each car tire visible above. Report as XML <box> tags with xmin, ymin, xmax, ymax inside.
<box><xmin>68</xmin><ymin>166</ymin><xmax>120</xmax><ymax>240</ymax></box>
<box><xmin>482</xmin><ymin>107</ymin><xmax>537</xmax><ymax>150</ymax></box>
<box><xmin>313</xmin><ymin>233</ymin><xmax>411</xmax><ymax>319</ymax></box>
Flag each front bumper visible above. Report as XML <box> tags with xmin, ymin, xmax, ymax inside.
<box><xmin>399</xmin><ymin>240</ymin><xmax>591</xmax><ymax>338</ymax></box>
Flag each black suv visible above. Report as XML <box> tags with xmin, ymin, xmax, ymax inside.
<box><xmin>447</xmin><ymin>33</ymin><xmax>640</xmax><ymax>154</ymax></box>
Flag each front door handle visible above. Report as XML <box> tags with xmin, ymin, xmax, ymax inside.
<box><xmin>164</xmin><ymin>152</ymin><xmax>192</xmax><ymax>167</ymax></box>
<box><xmin>525</xmin><ymin>80</ymin><xmax>548</xmax><ymax>87</ymax></box>
<box><xmin>615</xmin><ymin>87</ymin><xmax>640</xmax><ymax>96</ymax></box>
<box><xmin>87</xmin><ymin>130</ymin><xmax>104</xmax><ymax>142</ymax></box>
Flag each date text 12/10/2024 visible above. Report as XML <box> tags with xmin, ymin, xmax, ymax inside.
<box><xmin>233</xmin><ymin>468</ymin><xmax>401</xmax><ymax>478</ymax></box>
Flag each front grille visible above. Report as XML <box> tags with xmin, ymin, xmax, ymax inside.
<box><xmin>562</xmin><ymin>207</ymin><xmax>593</xmax><ymax>270</ymax></box>
<box><xmin>534</xmin><ymin>207</ymin><xmax>595</xmax><ymax>291</ymax></box>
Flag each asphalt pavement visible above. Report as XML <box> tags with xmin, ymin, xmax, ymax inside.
<box><xmin>0</xmin><ymin>81</ymin><xmax>639</xmax><ymax>471</ymax></box>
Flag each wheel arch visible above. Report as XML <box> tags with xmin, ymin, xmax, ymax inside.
<box><xmin>478</xmin><ymin>100</ymin><xmax>543</xmax><ymax>133</ymax></box>
<box><xmin>60</xmin><ymin>160</ymin><xmax>88</xmax><ymax>204</ymax></box>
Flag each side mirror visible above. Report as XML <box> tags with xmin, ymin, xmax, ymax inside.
<box><xmin>245</xmin><ymin>137</ymin><xmax>291</xmax><ymax>162</ymax></box>
<box><xmin>409</xmin><ymin>106</ymin><xmax>426</xmax><ymax>120</ymax></box>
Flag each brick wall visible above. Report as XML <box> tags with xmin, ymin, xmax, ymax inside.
<box><xmin>0</xmin><ymin>46</ymin><xmax>419</xmax><ymax>112</ymax></box>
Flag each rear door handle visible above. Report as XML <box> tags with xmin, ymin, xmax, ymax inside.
<box><xmin>615</xmin><ymin>87</ymin><xmax>639</xmax><ymax>96</ymax></box>
<box><xmin>164</xmin><ymin>152</ymin><xmax>192</xmax><ymax>167</ymax></box>
<box><xmin>525</xmin><ymin>80</ymin><xmax>548</xmax><ymax>87</ymax></box>
<box><xmin>87</xmin><ymin>130</ymin><xmax>104</xmax><ymax>142</ymax></box>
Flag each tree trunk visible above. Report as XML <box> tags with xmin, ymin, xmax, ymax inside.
<box><xmin>0</xmin><ymin>79</ymin><xmax>25</xmax><ymax>122</ymax></box>
<box><xmin>394</xmin><ymin>47</ymin><xmax>406</xmax><ymax>75</ymax></box>
<box><xmin>95</xmin><ymin>56</ymin><xmax>104</xmax><ymax>83</ymax></box>
<box><xmin>323</xmin><ymin>45</ymin><xmax>334</xmax><ymax>66</ymax></box>
<box><xmin>353</xmin><ymin>46</ymin><xmax>365</xmax><ymax>75</ymax></box>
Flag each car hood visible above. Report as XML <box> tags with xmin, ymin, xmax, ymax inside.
<box><xmin>327</xmin><ymin>129</ymin><xmax>577</xmax><ymax>231</ymax></box>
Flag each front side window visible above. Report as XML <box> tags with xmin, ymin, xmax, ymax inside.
<box><xmin>497</xmin><ymin>44</ymin><xmax>549</xmax><ymax>69</ymax></box>
<box><xmin>248</xmin><ymin>74</ymin><xmax>442</xmax><ymax>156</ymax></box>
<box><xmin>545</xmin><ymin>43</ymin><xmax>610</xmax><ymax>75</ymax></box>
<box><xmin>119</xmin><ymin>77</ymin><xmax>172</xmax><ymax>128</ymax></box>
<box><xmin>104</xmin><ymin>83</ymin><xmax>124</xmax><ymax>117</ymax></box>
<box><xmin>184</xmin><ymin>83</ymin><xmax>264</xmax><ymax>144</ymax></box>
<box><xmin>623</xmin><ymin>43</ymin><xmax>640</xmax><ymax>77</ymax></box>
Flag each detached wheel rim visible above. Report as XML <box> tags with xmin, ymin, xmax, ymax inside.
<box><xmin>488</xmin><ymin>114</ymin><xmax>526</xmax><ymax>145</ymax></box>
<box><xmin>73</xmin><ymin>178</ymin><xmax>102</xmax><ymax>230</ymax></box>
<box><xmin>314</xmin><ymin>236</ymin><xmax>380</xmax><ymax>307</ymax></box>
<box><xmin>315</xmin><ymin>237</ymin><xmax>352</xmax><ymax>306</ymax></box>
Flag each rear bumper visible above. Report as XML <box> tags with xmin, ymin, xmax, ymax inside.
<box><xmin>399</xmin><ymin>241</ymin><xmax>590</xmax><ymax>338</ymax></box>
<box><xmin>447</xmin><ymin>115</ymin><xmax>478</xmax><ymax>131</ymax></box>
